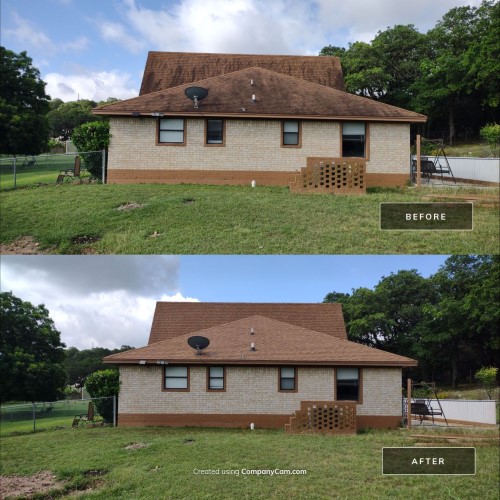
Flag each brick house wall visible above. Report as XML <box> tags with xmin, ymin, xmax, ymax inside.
<box><xmin>117</xmin><ymin>365</ymin><xmax>403</xmax><ymax>429</ymax></box>
<box><xmin>106</xmin><ymin>117</ymin><xmax>410</xmax><ymax>187</ymax></box>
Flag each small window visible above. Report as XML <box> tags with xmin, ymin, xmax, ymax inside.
<box><xmin>282</xmin><ymin>120</ymin><xmax>300</xmax><ymax>146</ymax></box>
<box><xmin>165</xmin><ymin>366</ymin><xmax>189</xmax><ymax>390</ymax></box>
<box><xmin>279</xmin><ymin>367</ymin><xmax>296</xmax><ymax>391</ymax></box>
<box><xmin>342</xmin><ymin>122</ymin><xmax>365</xmax><ymax>157</ymax></box>
<box><xmin>336</xmin><ymin>367</ymin><xmax>359</xmax><ymax>401</ymax></box>
<box><xmin>208</xmin><ymin>366</ymin><xmax>225</xmax><ymax>390</ymax></box>
<box><xmin>159</xmin><ymin>118</ymin><xmax>184</xmax><ymax>144</ymax></box>
<box><xmin>206</xmin><ymin>119</ymin><xmax>224</xmax><ymax>145</ymax></box>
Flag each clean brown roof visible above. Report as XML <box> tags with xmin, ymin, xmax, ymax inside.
<box><xmin>147</xmin><ymin>302</ymin><xmax>347</xmax><ymax>345</ymax></box>
<box><xmin>104</xmin><ymin>315</ymin><xmax>417</xmax><ymax>367</ymax></box>
<box><xmin>93</xmin><ymin>67</ymin><xmax>426</xmax><ymax>122</ymax></box>
<box><xmin>139</xmin><ymin>51</ymin><xmax>345</xmax><ymax>95</ymax></box>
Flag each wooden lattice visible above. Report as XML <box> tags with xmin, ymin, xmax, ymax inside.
<box><xmin>285</xmin><ymin>401</ymin><xmax>357</xmax><ymax>435</ymax></box>
<box><xmin>290</xmin><ymin>157</ymin><xmax>366</xmax><ymax>194</ymax></box>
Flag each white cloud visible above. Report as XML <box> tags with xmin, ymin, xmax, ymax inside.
<box><xmin>4</xmin><ymin>12</ymin><xmax>89</xmax><ymax>55</ymax></box>
<box><xmin>44</xmin><ymin>70</ymin><xmax>138</xmax><ymax>101</ymax></box>
<box><xmin>97</xmin><ymin>21</ymin><xmax>146</xmax><ymax>53</ymax></box>
<box><xmin>0</xmin><ymin>256</ymin><xmax>198</xmax><ymax>349</ymax></box>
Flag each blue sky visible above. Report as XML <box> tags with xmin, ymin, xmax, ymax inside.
<box><xmin>1</xmin><ymin>0</ymin><xmax>482</xmax><ymax>101</ymax></box>
<box><xmin>0</xmin><ymin>255</ymin><xmax>448</xmax><ymax>349</ymax></box>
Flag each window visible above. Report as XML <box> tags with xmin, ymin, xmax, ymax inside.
<box><xmin>207</xmin><ymin>366</ymin><xmax>225</xmax><ymax>391</ymax></box>
<box><xmin>206</xmin><ymin>119</ymin><xmax>224</xmax><ymax>145</ymax></box>
<box><xmin>279</xmin><ymin>367</ymin><xmax>297</xmax><ymax>391</ymax></box>
<box><xmin>342</xmin><ymin>122</ymin><xmax>366</xmax><ymax>157</ymax></box>
<box><xmin>282</xmin><ymin>120</ymin><xmax>300</xmax><ymax>146</ymax></box>
<box><xmin>164</xmin><ymin>366</ymin><xmax>189</xmax><ymax>390</ymax></box>
<box><xmin>336</xmin><ymin>368</ymin><xmax>359</xmax><ymax>401</ymax></box>
<box><xmin>158</xmin><ymin>118</ymin><xmax>185</xmax><ymax>144</ymax></box>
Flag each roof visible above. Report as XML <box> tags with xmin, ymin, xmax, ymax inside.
<box><xmin>139</xmin><ymin>51</ymin><xmax>345</xmax><ymax>95</ymax></box>
<box><xmin>103</xmin><ymin>315</ymin><xmax>417</xmax><ymax>367</ymax></box>
<box><xmin>94</xmin><ymin>67</ymin><xmax>426</xmax><ymax>123</ymax></box>
<box><xmin>147</xmin><ymin>302</ymin><xmax>348</xmax><ymax>345</ymax></box>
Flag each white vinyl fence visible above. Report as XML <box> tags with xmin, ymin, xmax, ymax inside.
<box><xmin>417</xmin><ymin>156</ymin><xmax>499</xmax><ymax>185</ymax></box>
<box><xmin>407</xmin><ymin>399</ymin><xmax>497</xmax><ymax>425</ymax></box>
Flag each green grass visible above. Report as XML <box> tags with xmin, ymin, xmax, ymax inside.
<box><xmin>0</xmin><ymin>184</ymin><xmax>498</xmax><ymax>254</ymax></box>
<box><xmin>0</xmin><ymin>426</ymin><xmax>498</xmax><ymax>499</ymax></box>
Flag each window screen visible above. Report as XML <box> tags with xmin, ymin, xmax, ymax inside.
<box><xmin>342</xmin><ymin>122</ymin><xmax>365</xmax><ymax>157</ymax></box>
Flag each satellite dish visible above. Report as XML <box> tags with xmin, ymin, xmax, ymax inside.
<box><xmin>187</xmin><ymin>336</ymin><xmax>210</xmax><ymax>355</ymax></box>
<box><xmin>184</xmin><ymin>87</ymin><xmax>208</xmax><ymax>108</ymax></box>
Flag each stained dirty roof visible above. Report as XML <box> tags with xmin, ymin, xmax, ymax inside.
<box><xmin>139</xmin><ymin>51</ymin><xmax>345</xmax><ymax>95</ymax></box>
<box><xmin>93</xmin><ymin>67</ymin><xmax>426</xmax><ymax>122</ymax></box>
<box><xmin>103</xmin><ymin>315</ymin><xmax>417</xmax><ymax>367</ymax></box>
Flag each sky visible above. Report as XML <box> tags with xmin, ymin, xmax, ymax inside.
<box><xmin>0</xmin><ymin>0</ymin><xmax>483</xmax><ymax>102</ymax></box>
<box><xmin>0</xmin><ymin>255</ymin><xmax>449</xmax><ymax>350</ymax></box>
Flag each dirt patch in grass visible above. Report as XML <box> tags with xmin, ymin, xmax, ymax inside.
<box><xmin>116</xmin><ymin>202</ymin><xmax>144</xmax><ymax>211</ymax></box>
<box><xmin>71</xmin><ymin>234</ymin><xmax>101</xmax><ymax>245</ymax></box>
<box><xmin>0</xmin><ymin>235</ymin><xmax>46</xmax><ymax>255</ymax></box>
<box><xmin>0</xmin><ymin>470</ymin><xmax>66</xmax><ymax>499</ymax></box>
<box><xmin>124</xmin><ymin>442</ymin><xmax>149</xmax><ymax>450</ymax></box>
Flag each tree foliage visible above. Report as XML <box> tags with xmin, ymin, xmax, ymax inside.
<box><xmin>324</xmin><ymin>256</ymin><xmax>499</xmax><ymax>387</ymax></box>
<box><xmin>474</xmin><ymin>367</ymin><xmax>498</xmax><ymax>399</ymax></box>
<box><xmin>84</xmin><ymin>369</ymin><xmax>120</xmax><ymax>422</ymax></box>
<box><xmin>320</xmin><ymin>0</ymin><xmax>500</xmax><ymax>144</ymax></box>
<box><xmin>0</xmin><ymin>292</ymin><xmax>66</xmax><ymax>402</ymax></box>
<box><xmin>71</xmin><ymin>120</ymin><xmax>110</xmax><ymax>177</ymax></box>
<box><xmin>0</xmin><ymin>47</ymin><xmax>50</xmax><ymax>154</ymax></box>
<box><xmin>47</xmin><ymin>99</ymin><xmax>98</xmax><ymax>140</ymax></box>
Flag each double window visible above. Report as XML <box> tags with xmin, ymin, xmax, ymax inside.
<box><xmin>279</xmin><ymin>367</ymin><xmax>297</xmax><ymax>391</ymax></box>
<box><xmin>158</xmin><ymin>118</ymin><xmax>185</xmax><ymax>145</ymax></box>
<box><xmin>164</xmin><ymin>366</ymin><xmax>189</xmax><ymax>391</ymax></box>
<box><xmin>342</xmin><ymin>122</ymin><xmax>366</xmax><ymax>157</ymax></box>
<box><xmin>336</xmin><ymin>367</ymin><xmax>360</xmax><ymax>401</ymax></box>
<box><xmin>282</xmin><ymin>120</ymin><xmax>301</xmax><ymax>147</ymax></box>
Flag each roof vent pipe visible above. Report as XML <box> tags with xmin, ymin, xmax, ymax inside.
<box><xmin>250</xmin><ymin>343</ymin><xmax>256</xmax><ymax>351</ymax></box>
<box><xmin>250</xmin><ymin>327</ymin><xmax>254</xmax><ymax>335</ymax></box>
<box><xmin>251</xmin><ymin>94</ymin><xmax>256</xmax><ymax>102</ymax></box>
<box><xmin>250</xmin><ymin>79</ymin><xmax>254</xmax><ymax>86</ymax></box>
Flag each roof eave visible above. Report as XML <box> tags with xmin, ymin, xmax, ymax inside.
<box><xmin>92</xmin><ymin>109</ymin><xmax>427</xmax><ymax>123</ymax></box>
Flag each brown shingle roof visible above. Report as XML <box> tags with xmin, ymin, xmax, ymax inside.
<box><xmin>93</xmin><ymin>67</ymin><xmax>426</xmax><ymax>122</ymax></box>
<box><xmin>147</xmin><ymin>302</ymin><xmax>347</xmax><ymax>345</ymax></box>
<box><xmin>103</xmin><ymin>315</ymin><xmax>416</xmax><ymax>367</ymax></box>
<box><xmin>139</xmin><ymin>51</ymin><xmax>345</xmax><ymax>95</ymax></box>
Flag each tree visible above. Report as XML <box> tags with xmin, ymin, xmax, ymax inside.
<box><xmin>0</xmin><ymin>292</ymin><xmax>66</xmax><ymax>402</ymax></box>
<box><xmin>475</xmin><ymin>367</ymin><xmax>498</xmax><ymax>399</ymax></box>
<box><xmin>71</xmin><ymin>120</ymin><xmax>110</xmax><ymax>178</ymax></box>
<box><xmin>47</xmin><ymin>99</ymin><xmax>98</xmax><ymax>140</ymax></box>
<box><xmin>0</xmin><ymin>47</ymin><xmax>50</xmax><ymax>154</ymax></box>
<box><xmin>84</xmin><ymin>369</ymin><xmax>120</xmax><ymax>422</ymax></box>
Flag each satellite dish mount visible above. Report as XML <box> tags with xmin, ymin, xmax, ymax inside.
<box><xmin>187</xmin><ymin>336</ymin><xmax>210</xmax><ymax>356</ymax></box>
<box><xmin>184</xmin><ymin>87</ymin><xmax>208</xmax><ymax>109</ymax></box>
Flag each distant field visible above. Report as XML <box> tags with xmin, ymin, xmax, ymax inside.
<box><xmin>0</xmin><ymin>426</ymin><xmax>498</xmax><ymax>499</ymax></box>
<box><xmin>0</xmin><ymin>184</ymin><xmax>498</xmax><ymax>254</ymax></box>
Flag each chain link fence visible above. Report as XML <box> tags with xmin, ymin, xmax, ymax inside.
<box><xmin>0</xmin><ymin>397</ymin><xmax>116</xmax><ymax>435</ymax></box>
<box><xmin>0</xmin><ymin>150</ymin><xmax>106</xmax><ymax>190</ymax></box>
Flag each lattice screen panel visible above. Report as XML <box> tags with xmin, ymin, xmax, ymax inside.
<box><xmin>290</xmin><ymin>157</ymin><xmax>366</xmax><ymax>194</ymax></box>
<box><xmin>285</xmin><ymin>401</ymin><xmax>357</xmax><ymax>435</ymax></box>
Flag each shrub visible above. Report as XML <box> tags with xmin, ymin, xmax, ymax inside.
<box><xmin>71</xmin><ymin>121</ymin><xmax>110</xmax><ymax>178</ymax></box>
<box><xmin>480</xmin><ymin>123</ymin><xmax>500</xmax><ymax>153</ymax></box>
<box><xmin>84</xmin><ymin>369</ymin><xmax>119</xmax><ymax>422</ymax></box>
<box><xmin>474</xmin><ymin>366</ymin><xmax>498</xmax><ymax>400</ymax></box>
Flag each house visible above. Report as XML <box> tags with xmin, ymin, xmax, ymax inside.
<box><xmin>103</xmin><ymin>302</ymin><xmax>417</xmax><ymax>430</ymax></box>
<box><xmin>93</xmin><ymin>52</ymin><xmax>426</xmax><ymax>189</ymax></box>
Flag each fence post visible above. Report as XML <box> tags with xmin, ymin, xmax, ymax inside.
<box><xmin>407</xmin><ymin>378</ymin><xmax>412</xmax><ymax>429</ymax></box>
<box><xmin>416</xmin><ymin>135</ymin><xmax>421</xmax><ymax>190</ymax></box>
<box><xmin>13</xmin><ymin>157</ymin><xmax>17</xmax><ymax>190</ymax></box>
<box><xmin>101</xmin><ymin>149</ymin><xmax>106</xmax><ymax>184</ymax></box>
<box><xmin>113</xmin><ymin>395</ymin><xmax>117</xmax><ymax>427</ymax></box>
<box><xmin>32</xmin><ymin>403</ymin><xmax>36</xmax><ymax>432</ymax></box>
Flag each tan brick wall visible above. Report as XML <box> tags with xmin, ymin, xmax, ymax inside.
<box><xmin>108</xmin><ymin>117</ymin><xmax>409</xmax><ymax>177</ymax></box>
<box><xmin>357</xmin><ymin>368</ymin><xmax>402</xmax><ymax>416</ymax></box>
<box><xmin>119</xmin><ymin>365</ymin><xmax>402</xmax><ymax>417</ymax></box>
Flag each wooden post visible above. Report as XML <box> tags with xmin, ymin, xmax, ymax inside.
<box><xmin>416</xmin><ymin>135</ymin><xmax>421</xmax><ymax>189</ymax></box>
<box><xmin>407</xmin><ymin>378</ymin><xmax>412</xmax><ymax>429</ymax></box>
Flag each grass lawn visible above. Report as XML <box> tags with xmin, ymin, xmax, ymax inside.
<box><xmin>0</xmin><ymin>184</ymin><xmax>498</xmax><ymax>254</ymax></box>
<box><xmin>0</xmin><ymin>426</ymin><xmax>498</xmax><ymax>499</ymax></box>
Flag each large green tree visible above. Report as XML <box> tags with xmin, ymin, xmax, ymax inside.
<box><xmin>47</xmin><ymin>99</ymin><xmax>97</xmax><ymax>140</ymax></box>
<box><xmin>0</xmin><ymin>47</ymin><xmax>50</xmax><ymax>154</ymax></box>
<box><xmin>0</xmin><ymin>292</ymin><xmax>66</xmax><ymax>402</ymax></box>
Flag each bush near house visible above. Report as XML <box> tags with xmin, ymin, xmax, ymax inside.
<box><xmin>84</xmin><ymin>369</ymin><xmax>119</xmax><ymax>423</ymax></box>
